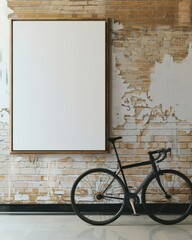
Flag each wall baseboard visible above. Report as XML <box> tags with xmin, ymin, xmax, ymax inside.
<box><xmin>0</xmin><ymin>204</ymin><xmax>191</xmax><ymax>215</ymax></box>
<box><xmin>0</xmin><ymin>204</ymin><xmax>74</xmax><ymax>213</ymax></box>
<box><xmin>0</xmin><ymin>204</ymin><xmax>143</xmax><ymax>214</ymax></box>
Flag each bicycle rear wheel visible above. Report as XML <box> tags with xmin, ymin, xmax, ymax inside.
<box><xmin>71</xmin><ymin>168</ymin><xmax>126</xmax><ymax>225</ymax></box>
<box><xmin>142</xmin><ymin>169</ymin><xmax>192</xmax><ymax>224</ymax></box>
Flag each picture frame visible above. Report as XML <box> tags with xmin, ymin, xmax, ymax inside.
<box><xmin>10</xmin><ymin>19</ymin><xmax>108</xmax><ymax>153</ymax></box>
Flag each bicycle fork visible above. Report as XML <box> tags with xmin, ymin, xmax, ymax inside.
<box><xmin>150</xmin><ymin>154</ymin><xmax>171</xmax><ymax>199</ymax></box>
<box><xmin>154</xmin><ymin>171</ymin><xmax>171</xmax><ymax>199</ymax></box>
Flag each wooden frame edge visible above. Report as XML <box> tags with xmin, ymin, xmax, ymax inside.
<box><xmin>10</xmin><ymin>19</ymin><xmax>13</xmax><ymax>153</ymax></box>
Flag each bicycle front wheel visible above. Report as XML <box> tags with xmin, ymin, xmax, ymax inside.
<box><xmin>142</xmin><ymin>169</ymin><xmax>192</xmax><ymax>224</ymax></box>
<box><xmin>71</xmin><ymin>168</ymin><xmax>126</xmax><ymax>225</ymax></box>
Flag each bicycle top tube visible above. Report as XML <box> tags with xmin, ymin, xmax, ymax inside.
<box><xmin>122</xmin><ymin>160</ymin><xmax>151</xmax><ymax>170</ymax></box>
<box><xmin>108</xmin><ymin>136</ymin><xmax>171</xmax><ymax>167</ymax></box>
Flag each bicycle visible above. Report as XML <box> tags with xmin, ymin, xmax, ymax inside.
<box><xmin>71</xmin><ymin>136</ymin><xmax>192</xmax><ymax>225</ymax></box>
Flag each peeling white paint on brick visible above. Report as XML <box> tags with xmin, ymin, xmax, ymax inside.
<box><xmin>113</xmin><ymin>22</ymin><xmax>124</xmax><ymax>31</ymax></box>
<box><xmin>15</xmin><ymin>156</ymin><xmax>23</xmax><ymax>162</ymax></box>
<box><xmin>36</xmin><ymin>195</ymin><xmax>50</xmax><ymax>201</ymax></box>
<box><xmin>15</xmin><ymin>192</ymin><xmax>29</xmax><ymax>201</ymax></box>
<box><xmin>0</xmin><ymin>3</ymin><xmax>190</xmax><ymax>204</ymax></box>
<box><xmin>137</xmin><ymin>108</ymin><xmax>151</xmax><ymax>124</ymax></box>
<box><xmin>54</xmin><ymin>190</ymin><xmax>65</xmax><ymax>195</ymax></box>
<box><xmin>47</xmin><ymin>160</ymin><xmax>53</xmax><ymax>196</ymax></box>
<box><xmin>111</xmin><ymin>21</ymin><xmax>130</xmax><ymax>127</ymax></box>
<box><xmin>7</xmin><ymin>159</ymin><xmax>12</xmax><ymax>202</ymax></box>
<box><xmin>0</xmin><ymin>0</ymin><xmax>13</xmax><ymax>123</ymax></box>
<box><xmin>149</xmin><ymin>43</ymin><xmax>192</xmax><ymax>123</ymax></box>
<box><xmin>111</xmin><ymin>51</ymin><xmax>130</xmax><ymax>127</ymax></box>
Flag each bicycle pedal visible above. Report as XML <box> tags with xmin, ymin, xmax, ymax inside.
<box><xmin>132</xmin><ymin>213</ymin><xmax>140</xmax><ymax>216</ymax></box>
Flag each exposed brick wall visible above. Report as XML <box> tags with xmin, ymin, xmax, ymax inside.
<box><xmin>8</xmin><ymin>0</ymin><xmax>106</xmax><ymax>18</ymax></box>
<box><xmin>0</xmin><ymin>0</ymin><xmax>190</xmax><ymax>203</ymax></box>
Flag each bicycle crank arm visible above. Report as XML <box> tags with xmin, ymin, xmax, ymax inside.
<box><xmin>102</xmin><ymin>195</ymin><xmax>124</xmax><ymax>201</ymax></box>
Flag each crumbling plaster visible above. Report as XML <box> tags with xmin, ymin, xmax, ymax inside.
<box><xmin>0</xmin><ymin>0</ymin><xmax>12</xmax><ymax>123</ymax></box>
<box><xmin>150</xmin><ymin>44</ymin><xmax>192</xmax><ymax>123</ymax></box>
<box><xmin>0</xmin><ymin>0</ymin><xmax>191</xmax><ymax>203</ymax></box>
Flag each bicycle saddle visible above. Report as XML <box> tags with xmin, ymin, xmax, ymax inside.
<box><xmin>107</xmin><ymin>137</ymin><xmax>122</xmax><ymax>143</ymax></box>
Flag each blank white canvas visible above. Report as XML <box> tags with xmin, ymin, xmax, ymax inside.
<box><xmin>12</xmin><ymin>20</ymin><xmax>106</xmax><ymax>151</ymax></box>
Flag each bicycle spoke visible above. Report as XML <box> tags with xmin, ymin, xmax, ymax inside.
<box><xmin>71</xmin><ymin>168</ymin><xmax>125</xmax><ymax>225</ymax></box>
<box><xmin>142</xmin><ymin>170</ymin><xmax>192</xmax><ymax>224</ymax></box>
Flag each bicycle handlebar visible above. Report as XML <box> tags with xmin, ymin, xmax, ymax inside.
<box><xmin>148</xmin><ymin>147</ymin><xmax>171</xmax><ymax>163</ymax></box>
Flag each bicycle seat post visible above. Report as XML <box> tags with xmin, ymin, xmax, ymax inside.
<box><xmin>109</xmin><ymin>138</ymin><xmax>139</xmax><ymax>216</ymax></box>
<box><xmin>108</xmin><ymin>137</ymin><xmax>129</xmax><ymax>192</ymax></box>
<box><xmin>111</xmin><ymin>141</ymin><xmax>122</xmax><ymax>170</ymax></box>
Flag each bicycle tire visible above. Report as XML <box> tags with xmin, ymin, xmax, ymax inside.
<box><xmin>142</xmin><ymin>169</ymin><xmax>192</xmax><ymax>224</ymax></box>
<box><xmin>71</xmin><ymin>168</ymin><xmax>126</xmax><ymax>225</ymax></box>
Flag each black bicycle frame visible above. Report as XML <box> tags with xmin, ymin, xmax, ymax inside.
<box><xmin>112</xmin><ymin>142</ymin><xmax>159</xmax><ymax>195</ymax></box>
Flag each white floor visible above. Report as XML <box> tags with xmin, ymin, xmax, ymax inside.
<box><xmin>0</xmin><ymin>214</ymin><xmax>191</xmax><ymax>240</ymax></box>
